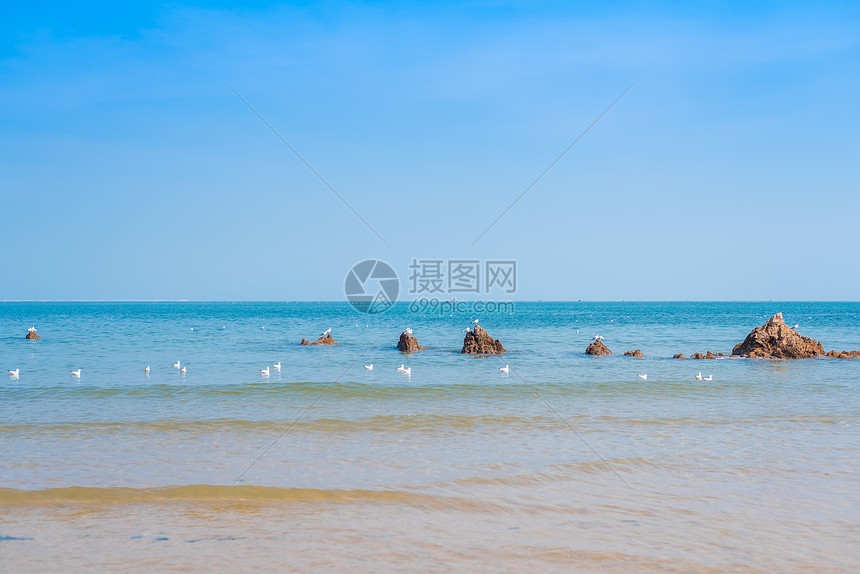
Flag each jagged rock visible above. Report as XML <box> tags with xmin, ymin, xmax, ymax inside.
<box><xmin>25</xmin><ymin>331</ymin><xmax>41</xmax><ymax>340</ymax></box>
<box><xmin>690</xmin><ymin>351</ymin><xmax>717</xmax><ymax>360</ymax></box>
<box><xmin>301</xmin><ymin>334</ymin><xmax>338</xmax><ymax>346</ymax></box>
<box><xmin>732</xmin><ymin>313</ymin><xmax>824</xmax><ymax>359</ymax></box>
<box><xmin>825</xmin><ymin>350</ymin><xmax>860</xmax><ymax>359</ymax></box>
<box><xmin>585</xmin><ymin>340</ymin><xmax>612</xmax><ymax>356</ymax></box>
<box><xmin>623</xmin><ymin>349</ymin><xmax>644</xmax><ymax>357</ymax></box>
<box><xmin>673</xmin><ymin>353</ymin><xmax>688</xmax><ymax>359</ymax></box>
<box><xmin>397</xmin><ymin>332</ymin><xmax>424</xmax><ymax>352</ymax></box>
<box><xmin>461</xmin><ymin>325</ymin><xmax>506</xmax><ymax>354</ymax></box>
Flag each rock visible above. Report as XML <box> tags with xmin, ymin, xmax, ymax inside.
<box><xmin>461</xmin><ymin>325</ymin><xmax>506</xmax><ymax>354</ymax></box>
<box><xmin>397</xmin><ymin>332</ymin><xmax>424</xmax><ymax>352</ymax></box>
<box><xmin>623</xmin><ymin>349</ymin><xmax>644</xmax><ymax>357</ymax></box>
<box><xmin>690</xmin><ymin>351</ymin><xmax>722</xmax><ymax>360</ymax></box>
<box><xmin>585</xmin><ymin>340</ymin><xmax>612</xmax><ymax>356</ymax></box>
<box><xmin>731</xmin><ymin>313</ymin><xmax>824</xmax><ymax>359</ymax></box>
<box><xmin>825</xmin><ymin>350</ymin><xmax>860</xmax><ymax>359</ymax></box>
<box><xmin>301</xmin><ymin>334</ymin><xmax>338</xmax><ymax>346</ymax></box>
<box><xmin>25</xmin><ymin>331</ymin><xmax>41</xmax><ymax>340</ymax></box>
<box><xmin>673</xmin><ymin>353</ymin><xmax>688</xmax><ymax>359</ymax></box>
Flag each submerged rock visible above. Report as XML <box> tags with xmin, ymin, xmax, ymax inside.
<box><xmin>585</xmin><ymin>340</ymin><xmax>612</xmax><ymax>356</ymax></box>
<box><xmin>623</xmin><ymin>349</ymin><xmax>644</xmax><ymax>357</ymax></box>
<box><xmin>301</xmin><ymin>334</ymin><xmax>338</xmax><ymax>346</ymax></box>
<box><xmin>732</xmin><ymin>313</ymin><xmax>823</xmax><ymax>359</ymax></box>
<box><xmin>825</xmin><ymin>350</ymin><xmax>860</xmax><ymax>359</ymax></box>
<box><xmin>673</xmin><ymin>353</ymin><xmax>688</xmax><ymax>359</ymax></box>
<box><xmin>397</xmin><ymin>331</ymin><xmax>424</xmax><ymax>352</ymax></box>
<box><xmin>461</xmin><ymin>325</ymin><xmax>506</xmax><ymax>354</ymax></box>
<box><xmin>690</xmin><ymin>351</ymin><xmax>723</xmax><ymax>360</ymax></box>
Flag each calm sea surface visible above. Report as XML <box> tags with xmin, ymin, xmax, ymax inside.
<box><xmin>1</xmin><ymin>302</ymin><xmax>859</xmax><ymax>572</ymax></box>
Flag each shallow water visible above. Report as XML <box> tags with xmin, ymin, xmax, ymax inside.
<box><xmin>1</xmin><ymin>302</ymin><xmax>859</xmax><ymax>571</ymax></box>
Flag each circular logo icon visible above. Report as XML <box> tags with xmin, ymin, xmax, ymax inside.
<box><xmin>344</xmin><ymin>259</ymin><xmax>399</xmax><ymax>314</ymax></box>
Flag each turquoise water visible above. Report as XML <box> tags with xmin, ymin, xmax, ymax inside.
<box><xmin>2</xmin><ymin>302</ymin><xmax>859</xmax><ymax>571</ymax></box>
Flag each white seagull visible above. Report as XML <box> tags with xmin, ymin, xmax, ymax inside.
<box><xmin>638</xmin><ymin>374</ymin><xmax>648</xmax><ymax>380</ymax></box>
<box><xmin>704</xmin><ymin>375</ymin><xmax>713</xmax><ymax>381</ymax></box>
<box><xmin>593</xmin><ymin>335</ymin><xmax>604</xmax><ymax>341</ymax></box>
<box><xmin>9</xmin><ymin>369</ymin><xmax>19</xmax><ymax>378</ymax></box>
<box><xmin>401</xmin><ymin>366</ymin><xmax>412</xmax><ymax>376</ymax></box>
<box><xmin>273</xmin><ymin>362</ymin><xmax>281</xmax><ymax>371</ymax></box>
<box><xmin>27</xmin><ymin>327</ymin><xmax>37</xmax><ymax>333</ymax></box>
<box><xmin>695</xmin><ymin>372</ymin><xmax>703</xmax><ymax>381</ymax></box>
<box><xmin>173</xmin><ymin>361</ymin><xmax>181</xmax><ymax>369</ymax></box>
<box><xmin>791</xmin><ymin>324</ymin><xmax>799</xmax><ymax>330</ymax></box>
<box><xmin>462</xmin><ymin>327</ymin><xmax>471</xmax><ymax>333</ymax></box>
<box><xmin>396</xmin><ymin>364</ymin><xmax>405</xmax><ymax>372</ymax></box>
<box><xmin>71</xmin><ymin>369</ymin><xmax>81</xmax><ymax>377</ymax></box>
<box><xmin>144</xmin><ymin>365</ymin><xmax>150</xmax><ymax>374</ymax></box>
<box><xmin>260</xmin><ymin>367</ymin><xmax>270</xmax><ymax>376</ymax></box>
<box><xmin>180</xmin><ymin>366</ymin><xmax>187</xmax><ymax>374</ymax></box>
<box><xmin>364</xmin><ymin>364</ymin><xmax>373</xmax><ymax>371</ymax></box>
<box><xmin>471</xmin><ymin>319</ymin><xmax>479</xmax><ymax>324</ymax></box>
<box><xmin>500</xmin><ymin>364</ymin><xmax>509</xmax><ymax>374</ymax></box>
<box><xmin>403</xmin><ymin>328</ymin><xmax>413</xmax><ymax>336</ymax></box>
<box><xmin>322</xmin><ymin>328</ymin><xmax>332</xmax><ymax>337</ymax></box>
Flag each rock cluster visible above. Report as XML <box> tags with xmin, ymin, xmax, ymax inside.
<box><xmin>731</xmin><ymin>313</ymin><xmax>824</xmax><ymax>359</ymax></box>
<box><xmin>397</xmin><ymin>332</ymin><xmax>424</xmax><ymax>353</ymax></box>
<box><xmin>461</xmin><ymin>325</ymin><xmax>506</xmax><ymax>354</ymax></box>
<box><xmin>690</xmin><ymin>351</ymin><xmax>724</xmax><ymax>360</ymax></box>
<box><xmin>301</xmin><ymin>334</ymin><xmax>338</xmax><ymax>346</ymax></box>
<box><xmin>623</xmin><ymin>349</ymin><xmax>643</xmax><ymax>357</ymax></box>
<box><xmin>825</xmin><ymin>350</ymin><xmax>860</xmax><ymax>359</ymax></box>
<box><xmin>673</xmin><ymin>353</ymin><xmax>688</xmax><ymax>359</ymax></box>
<box><xmin>585</xmin><ymin>340</ymin><xmax>612</xmax><ymax>356</ymax></box>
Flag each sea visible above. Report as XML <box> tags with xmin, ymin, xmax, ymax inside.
<box><xmin>1</xmin><ymin>301</ymin><xmax>859</xmax><ymax>572</ymax></box>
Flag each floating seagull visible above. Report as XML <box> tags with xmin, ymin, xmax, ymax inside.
<box><xmin>500</xmin><ymin>364</ymin><xmax>509</xmax><ymax>374</ymax></box>
<box><xmin>401</xmin><ymin>366</ymin><xmax>411</xmax><ymax>376</ymax></box>
<box><xmin>9</xmin><ymin>369</ymin><xmax>19</xmax><ymax>378</ymax></box>
<box><xmin>190</xmin><ymin>327</ymin><xmax>194</xmax><ymax>331</ymax></box>
<box><xmin>638</xmin><ymin>374</ymin><xmax>648</xmax><ymax>380</ymax></box>
<box><xmin>71</xmin><ymin>369</ymin><xmax>81</xmax><ymax>377</ymax></box>
<box><xmin>396</xmin><ymin>364</ymin><xmax>405</xmax><ymax>372</ymax></box>
<box><xmin>593</xmin><ymin>335</ymin><xmax>604</xmax><ymax>341</ymax></box>
<box><xmin>273</xmin><ymin>362</ymin><xmax>281</xmax><ymax>371</ymax></box>
<box><xmin>695</xmin><ymin>372</ymin><xmax>703</xmax><ymax>381</ymax></box>
<box><xmin>403</xmin><ymin>328</ymin><xmax>413</xmax><ymax>336</ymax></box>
<box><xmin>144</xmin><ymin>365</ymin><xmax>150</xmax><ymax>374</ymax></box>
<box><xmin>471</xmin><ymin>319</ymin><xmax>479</xmax><ymax>324</ymax></box>
<box><xmin>704</xmin><ymin>375</ymin><xmax>713</xmax><ymax>381</ymax></box>
<box><xmin>364</xmin><ymin>364</ymin><xmax>373</xmax><ymax>371</ymax></box>
<box><xmin>180</xmin><ymin>366</ymin><xmax>187</xmax><ymax>374</ymax></box>
<box><xmin>322</xmin><ymin>328</ymin><xmax>332</xmax><ymax>337</ymax></box>
<box><xmin>260</xmin><ymin>367</ymin><xmax>270</xmax><ymax>376</ymax></box>
<box><xmin>173</xmin><ymin>361</ymin><xmax>181</xmax><ymax>369</ymax></box>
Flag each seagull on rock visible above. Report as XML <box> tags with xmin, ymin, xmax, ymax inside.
<box><xmin>403</xmin><ymin>328</ymin><xmax>413</xmax><ymax>336</ymax></box>
<box><xmin>593</xmin><ymin>335</ymin><xmax>604</xmax><ymax>341</ymax></box>
<box><xmin>462</xmin><ymin>327</ymin><xmax>471</xmax><ymax>333</ymax></box>
<box><xmin>471</xmin><ymin>319</ymin><xmax>479</xmax><ymax>325</ymax></box>
<box><xmin>27</xmin><ymin>327</ymin><xmax>37</xmax><ymax>333</ymax></box>
<box><xmin>500</xmin><ymin>365</ymin><xmax>509</xmax><ymax>374</ymax></box>
<box><xmin>322</xmin><ymin>328</ymin><xmax>332</xmax><ymax>337</ymax></box>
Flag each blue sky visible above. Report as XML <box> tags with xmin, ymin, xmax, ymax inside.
<box><xmin>1</xmin><ymin>1</ymin><xmax>858</xmax><ymax>301</ymax></box>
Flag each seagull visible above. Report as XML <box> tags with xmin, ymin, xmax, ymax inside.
<box><xmin>401</xmin><ymin>366</ymin><xmax>411</xmax><ymax>376</ymax></box>
<box><xmin>173</xmin><ymin>361</ymin><xmax>181</xmax><ymax>369</ymax></box>
<box><xmin>593</xmin><ymin>335</ymin><xmax>604</xmax><ymax>341</ymax></box>
<box><xmin>71</xmin><ymin>369</ymin><xmax>81</xmax><ymax>377</ymax></box>
<box><xmin>403</xmin><ymin>328</ymin><xmax>413</xmax><ymax>336</ymax></box>
<box><xmin>364</xmin><ymin>364</ymin><xmax>373</xmax><ymax>371</ymax></box>
<box><xmin>462</xmin><ymin>327</ymin><xmax>471</xmax><ymax>333</ymax></box>
<box><xmin>9</xmin><ymin>369</ymin><xmax>19</xmax><ymax>378</ymax></box>
<box><xmin>791</xmin><ymin>324</ymin><xmax>799</xmax><ymax>330</ymax></box>
<box><xmin>638</xmin><ymin>374</ymin><xmax>648</xmax><ymax>380</ymax></box>
<box><xmin>322</xmin><ymin>328</ymin><xmax>331</xmax><ymax>337</ymax></box>
<box><xmin>144</xmin><ymin>365</ymin><xmax>150</xmax><ymax>374</ymax></box>
<box><xmin>180</xmin><ymin>366</ymin><xmax>187</xmax><ymax>374</ymax></box>
<box><xmin>500</xmin><ymin>364</ymin><xmax>509</xmax><ymax>374</ymax></box>
<box><xmin>695</xmin><ymin>372</ymin><xmax>703</xmax><ymax>381</ymax></box>
<box><xmin>260</xmin><ymin>367</ymin><xmax>270</xmax><ymax>376</ymax></box>
<box><xmin>273</xmin><ymin>362</ymin><xmax>281</xmax><ymax>371</ymax></box>
<box><xmin>704</xmin><ymin>375</ymin><xmax>713</xmax><ymax>381</ymax></box>
<box><xmin>471</xmin><ymin>319</ymin><xmax>479</xmax><ymax>324</ymax></box>
<box><xmin>396</xmin><ymin>364</ymin><xmax>405</xmax><ymax>372</ymax></box>
<box><xmin>27</xmin><ymin>327</ymin><xmax>37</xmax><ymax>333</ymax></box>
